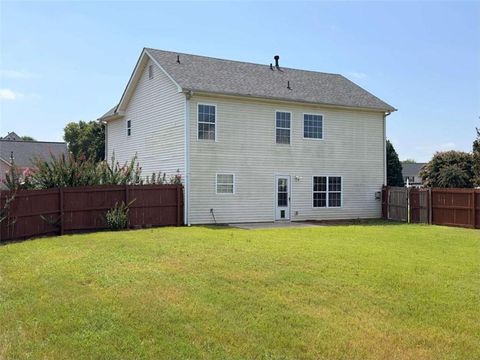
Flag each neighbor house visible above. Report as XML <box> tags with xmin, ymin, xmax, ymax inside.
<box><xmin>100</xmin><ymin>48</ymin><xmax>395</xmax><ymax>225</ymax></box>
<box><xmin>402</xmin><ymin>162</ymin><xmax>426</xmax><ymax>187</ymax></box>
<box><xmin>0</xmin><ymin>133</ymin><xmax>68</xmax><ymax>188</ymax></box>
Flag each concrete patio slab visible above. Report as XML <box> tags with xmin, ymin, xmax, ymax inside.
<box><xmin>230</xmin><ymin>222</ymin><xmax>321</xmax><ymax>230</ymax></box>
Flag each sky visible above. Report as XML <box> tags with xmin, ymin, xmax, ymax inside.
<box><xmin>0</xmin><ymin>1</ymin><xmax>479</xmax><ymax>162</ymax></box>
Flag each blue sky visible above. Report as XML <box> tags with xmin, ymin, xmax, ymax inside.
<box><xmin>1</xmin><ymin>1</ymin><xmax>479</xmax><ymax>161</ymax></box>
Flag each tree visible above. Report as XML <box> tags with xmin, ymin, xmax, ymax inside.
<box><xmin>64</xmin><ymin>120</ymin><xmax>105</xmax><ymax>162</ymax></box>
<box><xmin>473</xmin><ymin>127</ymin><xmax>480</xmax><ymax>187</ymax></box>
<box><xmin>402</xmin><ymin>159</ymin><xmax>416</xmax><ymax>164</ymax></box>
<box><xmin>21</xmin><ymin>135</ymin><xmax>36</xmax><ymax>141</ymax></box>
<box><xmin>420</xmin><ymin>151</ymin><xmax>474</xmax><ymax>188</ymax></box>
<box><xmin>386</xmin><ymin>140</ymin><xmax>404</xmax><ymax>186</ymax></box>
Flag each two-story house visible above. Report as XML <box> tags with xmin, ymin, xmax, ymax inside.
<box><xmin>100</xmin><ymin>48</ymin><xmax>395</xmax><ymax>225</ymax></box>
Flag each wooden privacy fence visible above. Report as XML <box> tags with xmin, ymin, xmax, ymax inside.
<box><xmin>0</xmin><ymin>184</ymin><xmax>183</xmax><ymax>242</ymax></box>
<box><xmin>382</xmin><ymin>186</ymin><xmax>479</xmax><ymax>229</ymax></box>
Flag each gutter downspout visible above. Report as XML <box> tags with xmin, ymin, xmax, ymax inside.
<box><xmin>184</xmin><ymin>90</ymin><xmax>192</xmax><ymax>226</ymax></box>
<box><xmin>383</xmin><ymin>111</ymin><xmax>392</xmax><ymax>185</ymax></box>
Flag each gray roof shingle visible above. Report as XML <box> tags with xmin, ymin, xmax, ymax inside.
<box><xmin>146</xmin><ymin>48</ymin><xmax>395</xmax><ymax>111</ymax></box>
<box><xmin>101</xmin><ymin>48</ymin><xmax>396</xmax><ymax>119</ymax></box>
<box><xmin>0</xmin><ymin>140</ymin><xmax>68</xmax><ymax>168</ymax></box>
<box><xmin>402</xmin><ymin>163</ymin><xmax>427</xmax><ymax>177</ymax></box>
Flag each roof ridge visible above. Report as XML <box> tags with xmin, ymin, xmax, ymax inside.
<box><xmin>0</xmin><ymin>139</ymin><xmax>66</xmax><ymax>144</ymax></box>
<box><xmin>145</xmin><ymin>47</ymin><xmax>342</xmax><ymax>77</ymax></box>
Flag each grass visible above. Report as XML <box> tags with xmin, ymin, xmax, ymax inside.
<box><xmin>0</xmin><ymin>223</ymin><xmax>479</xmax><ymax>360</ymax></box>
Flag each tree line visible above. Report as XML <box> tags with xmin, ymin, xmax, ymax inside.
<box><xmin>387</xmin><ymin>128</ymin><xmax>480</xmax><ymax>188</ymax></box>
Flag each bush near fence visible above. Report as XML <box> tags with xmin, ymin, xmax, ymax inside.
<box><xmin>382</xmin><ymin>186</ymin><xmax>480</xmax><ymax>229</ymax></box>
<box><xmin>0</xmin><ymin>184</ymin><xmax>183</xmax><ymax>242</ymax></box>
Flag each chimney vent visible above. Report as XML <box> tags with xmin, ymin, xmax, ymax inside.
<box><xmin>274</xmin><ymin>55</ymin><xmax>280</xmax><ymax>68</ymax></box>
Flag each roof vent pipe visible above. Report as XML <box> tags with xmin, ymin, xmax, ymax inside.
<box><xmin>176</xmin><ymin>55</ymin><xmax>180</xmax><ymax>64</ymax></box>
<box><xmin>287</xmin><ymin>80</ymin><xmax>291</xmax><ymax>90</ymax></box>
<box><xmin>274</xmin><ymin>55</ymin><xmax>280</xmax><ymax>68</ymax></box>
<box><xmin>270</xmin><ymin>63</ymin><xmax>274</xmax><ymax>70</ymax></box>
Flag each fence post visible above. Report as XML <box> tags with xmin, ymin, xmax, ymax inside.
<box><xmin>125</xmin><ymin>184</ymin><xmax>129</xmax><ymax>229</ymax></box>
<box><xmin>472</xmin><ymin>189</ymin><xmax>476</xmax><ymax>229</ymax></box>
<box><xmin>407</xmin><ymin>187</ymin><xmax>411</xmax><ymax>223</ymax></box>
<box><xmin>176</xmin><ymin>185</ymin><xmax>181</xmax><ymax>226</ymax></box>
<box><xmin>59</xmin><ymin>188</ymin><xmax>64</xmax><ymax>235</ymax></box>
<box><xmin>428</xmin><ymin>188</ymin><xmax>432</xmax><ymax>224</ymax></box>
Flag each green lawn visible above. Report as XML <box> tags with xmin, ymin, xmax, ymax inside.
<box><xmin>0</xmin><ymin>223</ymin><xmax>479</xmax><ymax>360</ymax></box>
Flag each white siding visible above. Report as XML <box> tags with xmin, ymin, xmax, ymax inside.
<box><xmin>106</xmin><ymin>58</ymin><xmax>185</xmax><ymax>179</ymax></box>
<box><xmin>188</xmin><ymin>95</ymin><xmax>385</xmax><ymax>224</ymax></box>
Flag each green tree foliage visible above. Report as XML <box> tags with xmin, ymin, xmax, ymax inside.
<box><xmin>3</xmin><ymin>153</ymin><xmax>183</xmax><ymax>191</ymax></box>
<box><xmin>473</xmin><ymin>128</ymin><xmax>480</xmax><ymax>187</ymax></box>
<box><xmin>420</xmin><ymin>151</ymin><xmax>474</xmax><ymax>188</ymax></box>
<box><xmin>402</xmin><ymin>159</ymin><xmax>416</xmax><ymax>164</ymax></box>
<box><xmin>386</xmin><ymin>140</ymin><xmax>404</xmax><ymax>186</ymax></box>
<box><xmin>64</xmin><ymin>120</ymin><xmax>105</xmax><ymax>162</ymax></box>
<box><xmin>20</xmin><ymin>136</ymin><xmax>36</xmax><ymax>141</ymax></box>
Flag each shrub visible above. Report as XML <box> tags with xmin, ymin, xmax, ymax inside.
<box><xmin>105</xmin><ymin>201</ymin><xmax>131</xmax><ymax>230</ymax></box>
<box><xmin>420</xmin><ymin>151</ymin><xmax>474</xmax><ymax>188</ymax></box>
<box><xmin>3</xmin><ymin>153</ymin><xmax>143</xmax><ymax>191</ymax></box>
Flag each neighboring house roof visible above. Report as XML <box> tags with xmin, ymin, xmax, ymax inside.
<box><xmin>1</xmin><ymin>132</ymin><xmax>22</xmax><ymax>141</ymax></box>
<box><xmin>0</xmin><ymin>140</ymin><xmax>68</xmax><ymax>168</ymax></box>
<box><xmin>402</xmin><ymin>163</ymin><xmax>427</xmax><ymax>177</ymax></box>
<box><xmin>100</xmin><ymin>48</ymin><xmax>396</xmax><ymax>120</ymax></box>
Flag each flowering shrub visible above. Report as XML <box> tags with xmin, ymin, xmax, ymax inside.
<box><xmin>2</xmin><ymin>153</ymin><xmax>183</xmax><ymax>191</ymax></box>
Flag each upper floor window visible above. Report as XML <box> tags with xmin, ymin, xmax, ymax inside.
<box><xmin>216</xmin><ymin>173</ymin><xmax>235</xmax><ymax>194</ymax></box>
<box><xmin>276</xmin><ymin>111</ymin><xmax>291</xmax><ymax>144</ymax></box>
<box><xmin>127</xmin><ymin>120</ymin><xmax>132</xmax><ymax>136</ymax></box>
<box><xmin>198</xmin><ymin>104</ymin><xmax>216</xmax><ymax>141</ymax></box>
<box><xmin>148</xmin><ymin>65</ymin><xmax>154</xmax><ymax>79</ymax></box>
<box><xmin>313</xmin><ymin>176</ymin><xmax>342</xmax><ymax>208</ymax></box>
<box><xmin>304</xmin><ymin>114</ymin><xmax>323</xmax><ymax>139</ymax></box>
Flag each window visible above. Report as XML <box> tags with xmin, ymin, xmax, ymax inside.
<box><xmin>304</xmin><ymin>114</ymin><xmax>323</xmax><ymax>139</ymax></box>
<box><xmin>313</xmin><ymin>176</ymin><xmax>342</xmax><ymax>207</ymax></box>
<box><xmin>148</xmin><ymin>65</ymin><xmax>154</xmax><ymax>79</ymax></box>
<box><xmin>276</xmin><ymin>111</ymin><xmax>291</xmax><ymax>144</ymax></box>
<box><xmin>216</xmin><ymin>173</ymin><xmax>234</xmax><ymax>194</ymax></box>
<box><xmin>198</xmin><ymin>104</ymin><xmax>216</xmax><ymax>140</ymax></box>
<box><xmin>127</xmin><ymin>120</ymin><xmax>131</xmax><ymax>136</ymax></box>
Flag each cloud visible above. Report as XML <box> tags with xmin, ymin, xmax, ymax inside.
<box><xmin>0</xmin><ymin>69</ymin><xmax>39</xmax><ymax>79</ymax></box>
<box><xmin>0</xmin><ymin>88</ymin><xmax>24</xmax><ymax>100</ymax></box>
<box><xmin>347</xmin><ymin>72</ymin><xmax>367</xmax><ymax>80</ymax></box>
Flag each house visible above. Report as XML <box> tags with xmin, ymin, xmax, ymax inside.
<box><xmin>0</xmin><ymin>134</ymin><xmax>68</xmax><ymax>188</ymax></box>
<box><xmin>100</xmin><ymin>48</ymin><xmax>396</xmax><ymax>225</ymax></box>
<box><xmin>402</xmin><ymin>162</ymin><xmax>426</xmax><ymax>187</ymax></box>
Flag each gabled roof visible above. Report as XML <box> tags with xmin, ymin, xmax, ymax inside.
<box><xmin>100</xmin><ymin>48</ymin><xmax>395</xmax><ymax>120</ymax></box>
<box><xmin>402</xmin><ymin>163</ymin><xmax>427</xmax><ymax>177</ymax></box>
<box><xmin>1</xmin><ymin>132</ymin><xmax>21</xmax><ymax>141</ymax></box>
<box><xmin>0</xmin><ymin>140</ymin><xmax>68</xmax><ymax>168</ymax></box>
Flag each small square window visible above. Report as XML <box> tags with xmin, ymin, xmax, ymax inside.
<box><xmin>216</xmin><ymin>173</ymin><xmax>234</xmax><ymax>194</ymax></box>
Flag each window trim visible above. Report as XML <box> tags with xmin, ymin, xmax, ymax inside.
<box><xmin>215</xmin><ymin>173</ymin><xmax>235</xmax><ymax>195</ymax></box>
<box><xmin>312</xmin><ymin>175</ymin><xmax>343</xmax><ymax>208</ymax></box>
<box><xmin>197</xmin><ymin>103</ymin><xmax>217</xmax><ymax>142</ymax></box>
<box><xmin>303</xmin><ymin>113</ymin><xmax>324</xmax><ymax>140</ymax></box>
<box><xmin>126</xmin><ymin>119</ymin><xmax>131</xmax><ymax>137</ymax></box>
<box><xmin>275</xmin><ymin>110</ymin><xmax>292</xmax><ymax>145</ymax></box>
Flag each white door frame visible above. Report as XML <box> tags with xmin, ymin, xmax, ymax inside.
<box><xmin>275</xmin><ymin>175</ymin><xmax>291</xmax><ymax>221</ymax></box>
